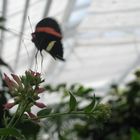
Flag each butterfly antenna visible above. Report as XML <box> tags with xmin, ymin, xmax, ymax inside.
<box><xmin>4</xmin><ymin>27</ymin><xmax>31</xmax><ymax>42</ymax></box>
<box><xmin>28</xmin><ymin>16</ymin><xmax>33</xmax><ymax>33</ymax></box>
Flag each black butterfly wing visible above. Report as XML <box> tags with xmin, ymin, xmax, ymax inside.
<box><xmin>36</xmin><ymin>18</ymin><xmax>62</xmax><ymax>35</ymax></box>
<box><xmin>48</xmin><ymin>41</ymin><xmax>65</xmax><ymax>61</ymax></box>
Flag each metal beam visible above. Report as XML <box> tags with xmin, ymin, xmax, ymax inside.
<box><xmin>62</xmin><ymin>0</ymin><xmax>76</xmax><ymax>28</ymax></box>
<box><xmin>14</xmin><ymin>0</ymin><xmax>30</xmax><ymax>70</ymax></box>
<box><xmin>0</xmin><ymin>0</ymin><xmax>7</xmax><ymax>56</ymax></box>
<box><xmin>116</xmin><ymin>39</ymin><xmax>140</xmax><ymax>84</ymax></box>
<box><xmin>43</xmin><ymin>0</ymin><xmax>52</xmax><ymax>18</ymax></box>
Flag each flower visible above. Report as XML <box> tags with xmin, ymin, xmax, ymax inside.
<box><xmin>24</xmin><ymin>70</ymin><xmax>43</xmax><ymax>86</ymax></box>
<box><xmin>35</xmin><ymin>102</ymin><xmax>46</xmax><ymax>108</ymax></box>
<box><xmin>4</xmin><ymin>73</ymin><xmax>18</xmax><ymax>92</ymax></box>
<box><xmin>35</xmin><ymin>87</ymin><xmax>45</xmax><ymax>94</ymax></box>
<box><xmin>30</xmin><ymin>69</ymin><xmax>40</xmax><ymax>77</ymax></box>
<box><xmin>27</xmin><ymin>112</ymin><xmax>37</xmax><ymax>119</ymax></box>
<box><xmin>3</xmin><ymin>70</ymin><xmax>47</xmax><ymax>120</ymax></box>
<box><xmin>4</xmin><ymin>102</ymin><xmax>15</xmax><ymax>110</ymax></box>
<box><xmin>11</xmin><ymin>74</ymin><xmax>21</xmax><ymax>85</ymax></box>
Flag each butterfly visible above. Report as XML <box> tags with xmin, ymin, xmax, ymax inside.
<box><xmin>31</xmin><ymin>17</ymin><xmax>65</xmax><ymax>61</ymax></box>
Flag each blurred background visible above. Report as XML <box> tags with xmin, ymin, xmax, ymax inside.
<box><xmin>0</xmin><ymin>0</ymin><xmax>140</xmax><ymax>140</ymax></box>
<box><xmin>0</xmin><ymin>0</ymin><xmax>140</xmax><ymax>93</ymax></box>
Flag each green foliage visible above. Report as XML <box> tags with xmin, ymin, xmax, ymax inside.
<box><xmin>0</xmin><ymin>128</ymin><xmax>25</xmax><ymax>139</ymax></box>
<box><xmin>16</xmin><ymin>120</ymin><xmax>40</xmax><ymax>140</ymax></box>
<box><xmin>37</xmin><ymin>108</ymin><xmax>52</xmax><ymax>117</ymax></box>
<box><xmin>42</xmin><ymin>83</ymin><xmax>111</xmax><ymax>140</ymax></box>
<box><xmin>69</xmin><ymin>91</ymin><xmax>77</xmax><ymax>112</ymax></box>
<box><xmin>84</xmin><ymin>94</ymin><xmax>96</xmax><ymax>113</ymax></box>
<box><xmin>42</xmin><ymin>69</ymin><xmax>140</xmax><ymax>140</ymax></box>
<box><xmin>72</xmin><ymin>69</ymin><xmax>140</xmax><ymax>140</ymax></box>
<box><xmin>0</xmin><ymin>17</ymin><xmax>5</xmax><ymax>22</ymax></box>
<box><xmin>45</xmin><ymin>83</ymin><xmax>94</xmax><ymax>97</ymax></box>
<box><xmin>0</xmin><ymin>17</ymin><xmax>5</xmax><ymax>30</ymax></box>
<box><xmin>131</xmin><ymin>129</ymin><xmax>140</xmax><ymax>140</ymax></box>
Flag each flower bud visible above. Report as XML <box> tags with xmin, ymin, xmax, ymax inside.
<box><xmin>11</xmin><ymin>74</ymin><xmax>21</xmax><ymax>85</ymax></box>
<box><xmin>29</xmin><ymin>69</ymin><xmax>36</xmax><ymax>76</ymax></box>
<box><xmin>4</xmin><ymin>102</ymin><xmax>15</xmax><ymax>110</ymax></box>
<box><xmin>29</xmin><ymin>69</ymin><xmax>40</xmax><ymax>77</ymax></box>
<box><xmin>4</xmin><ymin>73</ymin><xmax>18</xmax><ymax>92</ymax></box>
<box><xmin>35</xmin><ymin>102</ymin><xmax>46</xmax><ymax>108</ymax></box>
<box><xmin>35</xmin><ymin>87</ymin><xmax>45</xmax><ymax>94</ymax></box>
<box><xmin>27</xmin><ymin>112</ymin><xmax>37</xmax><ymax>119</ymax></box>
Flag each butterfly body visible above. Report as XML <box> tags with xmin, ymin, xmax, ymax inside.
<box><xmin>31</xmin><ymin>18</ymin><xmax>65</xmax><ymax>61</ymax></box>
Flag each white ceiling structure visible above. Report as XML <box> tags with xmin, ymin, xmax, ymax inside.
<box><xmin>0</xmin><ymin>0</ymin><xmax>140</xmax><ymax>93</ymax></box>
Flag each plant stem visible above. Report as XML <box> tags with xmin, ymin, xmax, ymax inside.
<box><xmin>12</xmin><ymin>102</ymin><xmax>29</xmax><ymax>127</ymax></box>
<box><xmin>31</xmin><ymin>111</ymin><xmax>94</xmax><ymax>120</ymax></box>
<box><xmin>6</xmin><ymin>104</ymin><xmax>21</xmax><ymax>128</ymax></box>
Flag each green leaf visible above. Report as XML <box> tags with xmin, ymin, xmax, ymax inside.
<box><xmin>131</xmin><ymin>128</ymin><xmax>140</xmax><ymax>140</ymax></box>
<box><xmin>0</xmin><ymin>26</ymin><xmax>5</xmax><ymax>30</ymax></box>
<box><xmin>0</xmin><ymin>17</ymin><xmax>5</xmax><ymax>21</ymax></box>
<box><xmin>37</xmin><ymin>108</ymin><xmax>52</xmax><ymax>117</ymax></box>
<box><xmin>59</xmin><ymin>133</ymin><xmax>68</xmax><ymax>140</ymax></box>
<box><xmin>84</xmin><ymin>94</ymin><xmax>96</xmax><ymax>113</ymax></box>
<box><xmin>69</xmin><ymin>91</ymin><xmax>77</xmax><ymax>112</ymax></box>
<box><xmin>56</xmin><ymin>83</ymin><xmax>66</xmax><ymax>91</ymax></box>
<box><xmin>45</xmin><ymin>84</ymin><xmax>53</xmax><ymax>92</ymax></box>
<box><xmin>77</xmin><ymin>86</ymin><xmax>94</xmax><ymax>96</ymax></box>
<box><xmin>0</xmin><ymin>128</ymin><xmax>24</xmax><ymax>139</ymax></box>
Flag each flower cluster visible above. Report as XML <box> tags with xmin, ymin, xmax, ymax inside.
<box><xmin>3</xmin><ymin>70</ymin><xmax>46</xmax><ymax>119</ymax></box>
